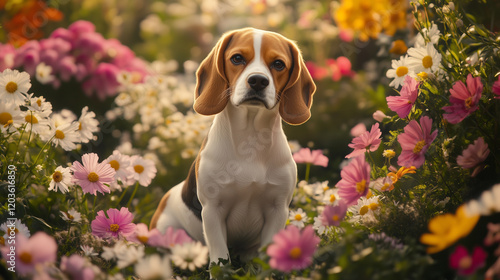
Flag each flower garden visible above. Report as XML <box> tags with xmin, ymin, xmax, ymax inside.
<box><xmin>0</xmin><ymin>0</ymin><xmax>500</xmax><ymax>279</ymax></box>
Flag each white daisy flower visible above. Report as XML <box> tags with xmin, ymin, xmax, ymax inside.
<box><xmin>21</xmin><ymin>110</ymin><xmax>49</xmax><ymax>136</ymax></box>
<box><xmin>114</xmin><ymin>92</ymin><xmax>133</xmax><ymax>107</ymax></box>
<box><xmin>117</xmin><ymin>71</ymin><xmax>134</xmax><ymax>86</ymax></box>
<box><xmin>415</xmin><ymin>23</ymin><xmax>441</xmax><ymax>47</ymax></box>
<box><xmin>115</xmin><ymin>244</ymin><xmax>145</xmax><ymax>269</ymax></box>
<box><xmin>48</xmin><ymin>120</ymin><xmax>80</xmax><ymax>151</ymax></box>
<box><xmin>105</xmin><ymin>150</ymin><xmax>133</xmax><ymax>184</ymax></box>
<box><xmin>370</xmin><ymin>176</ymin><xmax>394</xmax><ymax>192</ymax></box>
<box><xmin>135</xmin><ymin>254</ymin><xmax>172</xmax><ymax>280</ymax></box>
<box><xmin>465</xmin><ymin>183</ymin><xmax>500</xmax><ymax>216</ymax></box>
<box><xmin>49</xmin><ymin>166</ymin><xmax>73</xmax><ymax>193</ymax></box>
<box><xmin>181</xmin><ymin>147</ymin><xmax>197</xmax><ymax>159</ymax></box>
<box><xmin>26</xmin><ymin>95</ymin><xmax>53</xmax><ymax>117</ymax></box>
<box><xmin>0</xmin><ymin>69</ymin><xmax>31</xmax><ymax>106</ymax></box>
<box><xmin>145</xmin><ymin>74</ymin><xmax>170</xmax><ymax>91</ymax></box>
<box><xmin>35</xmin><ymin>62</ymin><xmax>56</xmax><ymax>84</ymax></box>
<box><xmin>61</xmin><ymin>209</ymin><xmax>82</xmax><ymax>223</ymax></box>
<box><xmin>349</xmin><ymin>196</ymin><xmax>381</xmax><ymax>225</ymax></box>
<box><xmin>0</xmin><ymin>101</ymin><xmax>23</xmax><ymax>133</ymax></box>
<box><xmin>80</xmin><ymin>245</ymin><xmax>99</xmax><ymax>257</ymax></box>
<box><xmin>289</xmin><ymin>208</ymin><xmax>308</xmax><ymax>228</ymax></box>
<box><xmin>322</xmin><ymin>188</ymin><xmax>341</xmax><ymax>206</ymax></box>
<box><xmin>130</xmin><ymin>155</ymin><xmax>157</xmax><ymax>187</ymax></box>
<box><xmin>301</xmin><ymin>181</ymin><xmax>330</xmax><ymax>201</ymax></box>
<box><xmin>313</xmin><ymin>216</ymin><xmax>328</xmax><ymax>235</ymax></box>
<box><xmin>1</xmin><ymin>219</ymin><xmax>30</xmax><ymax>238</ymax></box>
<box><xmin>386</xmin><ymin>55</ymin><xmax>415</xmax><ymax>88</ymax></box>
<box><xmin>78</xmin><ymin>106</ymin><xmax>99</xmax><ymax>143</ymax></box>
<box><xmin>170</xmin><ymin>241</ymin><xmax>208</xmax><ymax>271</ymax></box>
<box><xmin>407</xmin><ymin>44</ymin><xmax>442</xmax><ymax>75</ymax></box>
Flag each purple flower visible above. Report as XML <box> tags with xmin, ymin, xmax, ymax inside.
<box><xmin>91</xmin><ymin>207</ymin><xmax>136</xmax><ymax>239</ymax></box>
<box><xmin>321</xmin><ymin>200</ymin><xmax>348</xmax><ymax>227</ymax></box>
<box><xmin>442</xmin><ymin>74</ymin><xmax>483</xmax><ymax>124</ymax></box>
<box><xmin>336</xmin><ymin>155</ymin><xmax>371</xmax><ymax>206</ymax></box>
<box><xmin>346</xmin><ymin>123</ymin><xmax>382</xmax><ymax>158</ymax></box>
<box><xmin>267</xmin><ymin>225</ymin><xmax>320</xmax><ymax>273</ymax></box>
<box><xmin>82</xmin><ymin>63</ymin><xmax>121</xmax><ymax>100</ymax></box>
<box><xmin>386</xmin><ymin>76</ymin><xmax>419</xmax><ymax>118</ymax></box>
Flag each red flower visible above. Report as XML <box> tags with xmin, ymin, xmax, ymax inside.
<box><xmin>449</xmin><ymin>245</ymin><xmax>487</xmax><ymax>276</ymax></box>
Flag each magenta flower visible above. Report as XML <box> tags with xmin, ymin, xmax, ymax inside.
<box><xmin>397</xmin><ymin>116</ymin><xmax>438</xmax><ymax>168</ymax></box>
<box><xmin>442</xmin><ymin>74</ymin><xmax>483</xmax><ymax>124</ymax></box>
<box><xmin>148</xmin><ymin>226</ymin><xmax>193</xmax><ymax>249</ymax></box>
<box><xmin>72</xmin><ymin>153</ymin><xmax>116</xmax><ymax>195</ymax></box>
<box><xmin>91</xmin><ymin>207</ymin><xmax>136</xmax><ymax>239</ymax></box>
<box><xmin>1</xmin><ymin>232</ymin><xmax>57</xmax><ymax>275</ymax></box>
<box><xmin>336</xmin><ymin>155</ymin><xmax>371</xmax><ymax>206</ymax></box>
<box><xmin>456</xmin><ymin>137</ymin><xmax>490</xmax><ymax>177</ymax></box>
<box><xmin>321</xmin><ymin>200</ymin><xmax>348</xmax><ymax>227</ymax></box>
<box><xmin>493</xmin><ymin>76</ymin><xmax>500</xmax><ymax>99</ymax></box>
<box><xmin>386</xmin><ymin>75</ymin><xmax>419</xmax><ymax>118</ymax></box>
<box><xmin>128</xmin><ymin>223</ymin><xmax>161</xmax><ymax>245</ymax></box>
<box><xmin>293</xmin><ymin>148</ymin><xmax>329</xmax><ymax>167</ymax></box>
<box><xmin>346</xmin><ymin>123</ymin><xmax>382</xmax><ymax>158</ymax></box>
<box><xmin>60</xmin><ymin>254</ymin><xmax>95</xmax><ymax>280</ymax></box>
<box><xmin>266</xmin><ymin>225</ymin><xmax>320</xmax><ymax>273</ymax></box>
<box><xmin>449</xmin><ymin>245</ymin><xmax>487</xmax><ymax>276</ymax></box>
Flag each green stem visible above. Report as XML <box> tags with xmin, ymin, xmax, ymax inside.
<box><xmin>304</xmin><ymin>163</ymin><xmax>311</xmax><ymax>182</ymax></box>
<box><xmin>92</xmin><ymin>195</ymin><xmax>97</xmax><ymax>217</ymax></box>
<box><xmin>126</xmin><ymin>183</ymin><xmax>140</xmax><ymax>208</ymax></box>
<box><xmin>114</xmin><ymin>188</ymin><xmax>128</xmax><ymax>208</ymax></box>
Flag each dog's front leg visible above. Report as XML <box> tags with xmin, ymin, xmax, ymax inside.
<box><xmin>260</xmin><ymin>204</ymin><xmax>289</xmax><ymax>248</ymax></box>
<box><xmin>201</xmin><ymin>206</ymin><xmax>230</xmax><ymax>265</ymax></box>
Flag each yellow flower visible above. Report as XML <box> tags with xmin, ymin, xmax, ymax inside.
<box><xmin>389</xmin><ymin>40</ymin><xmax>408</xmax><ymax>55</ymax></box>
<box><xmin>387</xmin><ymin>166</ymin><xmax>416</xmax><ymax>185</ymax></box>
<box><xmin>420</xmin><ymin>205</ymin><xmax>479</xmax><ymax>254</ymax></box>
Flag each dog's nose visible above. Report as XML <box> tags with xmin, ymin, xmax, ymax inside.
<box><xmin>248</xmin><ymin>74</ymin><xmax>269</xmax><ymax>91</ymax></box>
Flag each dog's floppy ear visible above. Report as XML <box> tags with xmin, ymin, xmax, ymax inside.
<box><xmin>194</xmin><ymin>31</ymin><xmax>235</xmax><ymax>115</ymax></box>
<box><xmin>279</xmin><ymin>41</ymin><xmax>316</xmax><ymax>125</ymax></box>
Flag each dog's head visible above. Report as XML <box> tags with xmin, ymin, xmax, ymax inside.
<box><xmin>193</xmin><ymin>28</ymin><xmax>316</xmax><ymax>125</ymax></box>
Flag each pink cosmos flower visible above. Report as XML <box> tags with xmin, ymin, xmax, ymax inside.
<box><xmin>72</xmin><ymin>153</ymin><xmax>116</xmax><ymax>195</ymax></box>
<box><xmin>492</xmin><ymin>76</ymin><xmax>500</xmax><ymax>99</ymax></box>
<box><xmin>336</xmin><ymin>155</ymin><xmax>371</xmax><ymax>206</ymax></box>
<box><xmin>449</xmin><ymin>245</ymin><xmax>487</xmax><ymax>276</ymax></box>
<box><xmin>346</xmin><ymin>123</ymin><xmax>382</xmax><ymax>158</ymax></box>
<box><xmin>128</xmin><ymin>223</ymin><xmax>162</xmax><ymax>245</ymax></box>
<box><xmin>148</xmin><ymin>226</ymin><xmax>193</xmax><ymax>249</ymax></box>
<box><xmin>442</xmin><ymin>74</ymin><xmax>483</xmax><ymax>124</ymax></box>
<box><xmin>266</xmin><ymin>225</ymin><xmax>320</xmax><ymax>273</ymax></box>
<box><xmin>386</xmin><ymin>75</ymin><xmax>419</xmax><ymax>118</ymax></box>
<box><xmin>321</xmin><ymin>200</ymin><xmax>348</xmax><ymax>227</ymax></box>
<box><xmin>456</xmin><ymin>137</ymin><xmax>490</xmax><ymax>177</ymax></box>
<box><xmin>60</xmin><ymin>254</ymin><xmax>95</xmax><ymax>280</ymax></box>
<box><xmin>1</xmin><ymin>232</ymin><xmax>57</xmax><ymax>275</ymax></box>
<box><xmin>397</xmin><ymin>116</ymin><xmax>438</xmax><ymax>168</ymax></box>
<box><xmin>293</xmin><ymin>148</ymin><xmax>329</xmax><ymax>167</ymax></box>
<box><xmin>91</xmin><ymin>207</ymin><xmax>136</xmax><ymax>239</ymax></box>
<box><xmin>350</xmin><ymin>123</ymin><xmax>367</xmax><ymax>137</ymax></box>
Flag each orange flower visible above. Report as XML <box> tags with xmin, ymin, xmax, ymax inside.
<box><xmin>389</xmin><ymin>40</ymin><xmax>408</xmax><ymax>55</ymax></box>
<box><xmin>387</xmin><ymin>166</ymin><xmax>416</xmax><ymax>185</ymax></box>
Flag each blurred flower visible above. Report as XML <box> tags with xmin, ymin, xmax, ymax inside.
<box><xmin>0</xmin><ymin>44</ymin><xmax>15</xmax><ymax>71</ymax></box>
<box><xmin>26</xmin><ymin>95</ymin><xmax>52</xmax><ymax>117</ymax></box>
<box><xmin>35</xmin><ymin>63</ymin><xmax>55</xmax><ymax>85</ymax></box>
<box><xmin>77</xmin><ymin>106</ymin><xmax>99</xmax><ymax>143</ymax></box>
<box><xmin>386</xmin><ymin>75</ymin><xmax>419</xmax><ymax>118</ymax></box>
<box><xmin>135</xmin><ymin>254</ymin><xmax>172</xmax><ymax>280</ymax></box>
<box><xmin>407</xmin><ymin>44</ymin><xmax>442</xmax><ymax>74</ymax></box>
<box><xmin>449</xmin><ymin>245</ymin><xmax>487</xmax><ymax>276</ymax></box>
<box><xmin>1</xmin><ymin>219</ymin><xmax>30</xmax><ymax>239</ymax></box>
<box><xmin>322</xmin><ymin>188</ymin><xmax>341</xmax><ymax>206</ymax></box>
<box><xmin>350</xmin><ymin>123</ymin><xmax>366</xmax><ymax>137</ymax></box>
<box><xmin>48</xmin><ymin>166</ymin><xmax>73</xmax><ymax>194</ymax></box>
<box><xmin>493</xmin><ymin>76</ymin><xmax>500</xmax><ymax>99</ymax></box>
<box><xmin>267</xmin><ymin>225</ymin><xmax>320</xmax><ymax>273</ymax></box>
<box><xmin>0</xmin><ymin>69</ymin><xmax>30</xmax><ymax>106</ymax></box>
<box><xmin>383</xmin><ymin>149</ymin><xmax>396</xmax><ymax>159</ymax></box>
<box><xmin>464</xmin><ymin>184</ymin><xmax>500</xmax><ymax>216</ymax></box>
<box><xmin>397</xmin><ymin>116</ymin><xmax>438</xmax><ymax>168</ymax></box>
<box><xmin>389</xmin><ymin>40</ymin><xmax>408</xmax><ymax>55</ymax></box>
<box><xmin>72</xmin><ymin>153</ymin><xmax>116</xmax><ymax>195</ymax></box>
<box><xmin>48</xmin><ymin>120</ymin><xmax>80</xmax><ymax>151</ymax></box>
<box><xmin>289</xmin><ymin>208</ymin><xmax>308</xmax><ymax>228</ymax></box>
<box><xmin>373</xmin><ymin>110</ymin><xmax>388</xmax><ymax>122</ymax></box>
<box><xmin>128</xmin><ymin>223</ymin><xmax>161</xmax><ymax>245</ymax></box>
<box><xmin>80</xmin><ymin>245</ymin><xmax>98</xmax><ymax>257</ymax></box>
<box><xmin>60</xmin><ymin>254</ymin><xmax>95</xmax><ymax>280</ymax></box>
<box><xmin>148</xmin><ymin>226</ymin><xmax>193</xmax><ymax>249</ymax></box>
<box><xmin>0</xmin><ymin>101</ymin><xmax>23</xmax><ymax>133</ymax></box>
<box><xmin>420</xmin><ymin>205</ymin><xmax>479</xmax><ymax>254</ymax></box>
<box><xmin>91</xmin><ymin>207</ymin><xmax>136</xmax><ymax>239</ymax></box>
<box><xmin>321</xmin><ymin>200</ymin><xmax>347</xmax><ymax>227</ymax></box>
<box><xmin>336</xmin><ymin>155</ymin><xmax>370</xmax><ymax>206</ymax></box>
<box><xmin>114</xmin><ymin>243</ymin><xmax>144</xmax><ymax>269</ymax></box>
<box><xmin>442</xmin><ymin>74</ymin><xmax>483</xmax><ymax>124</ymax></box>
<box><xmin>288</xmin><ymin>140</ymin><xmax>302</xmax><ymax>153</ymax></box>
<box><xmin>386</xmin><ymin>55</ymin><xmax>414</xmax><ymax>88</ymax></box>
<box><xmin>305</xmin><ymin>58</ymin><xmax>354</xmax><ymax>81</ymax></box>
<box><xmin>2</xmin><ymin>232</ymin><xmax>57</xmax><ymax>275</ymax></box>
<box><xmin>415</xmin><ymin>23</ymin><xmax>441</xmax><ymax>47</ymax></box>
<box><xmin>371</xmin><ymin>176</ymin><xmax>394</xmax><ymax>192</ymax></box>
<box><xmin>130</xmin><ymin>155</ymin><xmax>157</xmax><ymax>187</ymax></box>
<box><xmin>484</xmin><ymin>222</ymin><xmax>500</xmax><ymax>246</ymax></box>
<box><xmin>170</xmin><ymin>242</ymin><xmax>208</xmax><ymax>271</ymax></box>
<box><xmin>293</xmin><ymin>148</ymin><xmax>329</xmax><ymax>167</ymax></box>
<box><xmin>346</xmin><ymin>123</ymin><xmax>381</xmax><ymax>158</ymax></box>
<box><xmin>456</xmin><ymin>137</ymin><xmax>490</xmax><ymax>177</ymax></box>
<box><xmin>60</xmin><ymin>209</ymin><xmax>82</xmax><ymax>223</ymax></box>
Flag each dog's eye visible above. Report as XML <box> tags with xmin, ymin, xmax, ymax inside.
<box><xmin>230</xmin><ymin>54</ymin><xmax>245</xmax><ymax>65</ymax></box>
<box><xmin>272</xmin><ymin>60</ymin><xmax>286</xmax><ymax>71</ymax></box>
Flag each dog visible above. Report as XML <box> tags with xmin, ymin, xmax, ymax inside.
<box><xmin>150</xmin><ymin>27</ymin><xmax>316</xmax><ymax>265</ymax></box>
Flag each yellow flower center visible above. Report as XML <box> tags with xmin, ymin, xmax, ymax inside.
<box><xmin>0</xmin><ymin>112</ymin><xmax>13</xmax><ymax>125</ymax></box>
<box><xmin>356</xmin><ymin>179</ymin><xmax>367</xmax><ymax>194</ymax></box>
<box><xmin>359</xmin><ymin>205</ymin><xmax>369</xmax><ymax>216</ymax></box>
<box><xmin>36</xmin><ymin>98</ymin><xmax>42</xmax><ymax>107</ymax></box>
<box><xmin>137</xmin><ymin>235</ymin><xmax>149</xmax><ymax>244</ymax></box>
<box><xmin>25</xmin><ymin>114</ymin><xmax>38</xmax><ymax>124</ymax></box>
<box><xmin>289</xmin><ymin>247</ymin><xmax>302</xmax><ymax>259</ymax></box>
<box><xmin>369</xmin><ymin>202</ymin><xmax>379</xmax><ymax>211</ymax></box>
<box><xmin>78</xmin><ymin>122</ymin><xmax>82</xmax><ymax>130</ymax></box>
<box><xmin>55</xmin><ymin>129</ymin><xmax>65</xmax><ymax>139</ymax></box>
<box><xmin>294</xmin><ymin>214</ymin><xmax>303</xmax><ymax>221</ymax></box>
<box><xmin>465</xmin><ymin>97</ymin><xmax>473</xmax><ymax>109</ymax></box>
<box><xmin>134</xmin><ymin>164</ymin><xmax>145</xmax><ymax>174</ymax></box>
<box><xmin>422</xmin><ymin>55</ymin><xmax>433</xmax><ymax>69</ymax></box>
<box><xmin>109</xmin><ymin>224</ymin><xmax>120</xmax><ymax>232</ymax></box>
<box><xmin>396</xmin><ymin>66</ymin><xmax>408</xmax><ymax>77</ymax></box>
<box><xmin>52</xmin><ymin>171</ymin><xmax>63</xmax><ymax>183</ymax></box>
<box><xmin>329</xmin><ymin>194</ymin><xmax>336</xmax><ymax>203</ymax></box>
<box><xmin>0</xmin><ymin>236</ymin><xmax>4</xmax><ymax>246</ymax></box>
<box><xmin>109</xmin><ymin>160</ymin><xmax>120</xmax><ymax>171</ymax></box>
<box><xmin>459</xmin><ymin>256</ymin><xmax>472</xmax><ymax>270</ymax></box>
<box><xmin>366</xmin><ymin>189</ymin><xmax>373</xmax><ymax>198</ymax></box>
<box><xmin>383</xmin><ymin>149</ymin><xmax>396</xmax><ymax>159</ymax></box>
<box><xmin>87</xmin><ymin>172</ymin><xmax>99</xmax><ymax>182</ymax></box>
<box><xmin>381</xmin><ymin>183</ymin><xmax>391</xmax><ymax>191</ymax></box>
<box><xmin>417</xmin><ymin>72</ymin><xmax>428</xmax><ymax>80</ymax></box>
<box><xmin>332</xmin><ymin>214</ymin><xmax>340</xmax><ymax>221</ymax></box>
<box><xmin>5</xmin><ymin>81</ymin><xmax>18</xmax><ymax>93</ymax></box>
<box><xmin>413</xmin><ymin>140</ymin><xmax>426</xmax><ymax>154</ymax></box>
<box><xmin>19</xmin><ymin>252</ymin><xmax>32</xmax><ymax>264</ymax></box>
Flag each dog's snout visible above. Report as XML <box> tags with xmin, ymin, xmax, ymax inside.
<box><xmin>248</xmin><ymin>74</ymin><xmax>269</xmax><ymax>91</ymax></box>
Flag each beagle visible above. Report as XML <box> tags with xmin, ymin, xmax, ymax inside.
<box><xmin>150</xmin><ymin>27</ymin><xmax>316</xmax><ymax>265</ymax></box>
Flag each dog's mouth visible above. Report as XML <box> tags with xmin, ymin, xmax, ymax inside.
<box><xmin>240</xmin><ymin>91</ymin><xmax>270</xmax><ymax>108</ymax></box>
